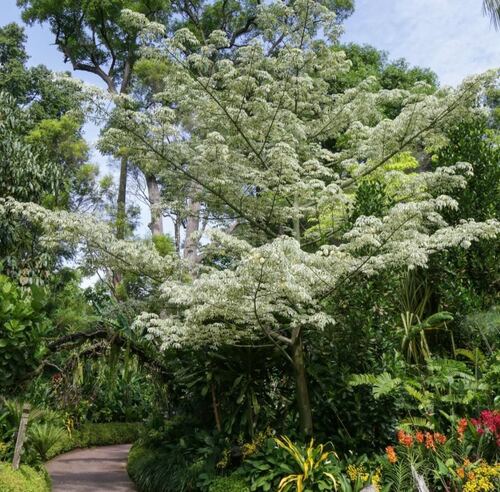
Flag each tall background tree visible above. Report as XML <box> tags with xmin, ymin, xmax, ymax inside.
<box><xmin>17</xmin><ymin>0</ymin><xmax>355</xmax><ymax>257</ymax></box>
<box><xmin>17</xmin><ymin>0</ymin><xmax>172</xmax><ymax>240</ymax></box>
<box><xmin>0</xmin><ymin>22</ymin><xmax>113</xmax><ymax>284</ymax></box>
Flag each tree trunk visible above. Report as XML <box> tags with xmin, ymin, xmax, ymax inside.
<box><xmin>291</xmin><ymin>335</ymin><xmax>313</xmax><ymax>438</ymax></box>
<box><xmin>112</xmin><ymin>156</ymin><xmax>128</xmax><ymax>287</ymax></box>
<box><xmin>116</xmin><ymin>156</ymin><xmax>128</xmax><ymax>240</ymax></box>
<box><xmin>183</xmin><ymin>194</ymin><xmax>201</xmax><ymax>264</ymax></box>
<box><xmin>211</xmin><ymin>382</ymin><xmax>222</xmax><ymax>432</ymax></box>
<box><xmin>174</xmin><ymin>215</ymin><xmax>181</xmax><ymax>254</ymax></box>
<box><xmin>116</xmin><ymin>70</ymin><xmax>131</xmax><ymax>242</ymax></box>
<box><xmin>145</xmin><ymin>174</ymin><xmax>163</xmax><ymax>237</ymax></box>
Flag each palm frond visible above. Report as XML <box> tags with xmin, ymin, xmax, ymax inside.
<box><xmin>483</xmin><ymin>0</ymin><xmax>500</xmax><ymax>29</ymax></box>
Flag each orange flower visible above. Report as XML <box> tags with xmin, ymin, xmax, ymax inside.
<box><xmin>415</xmin><ymin>431</ymin><xmax>424</xmax><ymax>443</ymax></box>
<box><xmin>457</xmin><ymin>418</ymin><xmax>467</xmax><ymax>440</ymax></box>
<box><xmin>397</xmin><ymin>430</ymin><xmax>414</xmax><ymax>447</ymax></box>
<box><xmin>385</xmin><ymin>445</ymin><xmax>397</xmax><ymax>464</ymax></box>
<box><xmin>434</xmin><ymin>432</ymin><xmax>447</xmax><ymax>445</ymax></box>
<box><xmin>456</xmin><ymin>467</ymin><xmax>465</xmax><ymax>479</ymax></box>
<box><xmin>424</xmin><ymin>432</ymin><xmax>435</xmax><ymax>450</ymax></box>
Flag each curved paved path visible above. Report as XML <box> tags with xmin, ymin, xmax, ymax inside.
<box><xmin>46</xmin><ymin>444</ymin><xmax>136</xmax><ymax>492</ymax></box>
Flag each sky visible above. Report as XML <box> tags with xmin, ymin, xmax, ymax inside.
<box><xmin>1</xmin><ymin>0</ymin><xmax>499</xmax><ymax>239</ymax></box>
<box><xmin>343</xmin><ymin>0</ymin><xmax>500</xmax><ymax>87</ymax></box>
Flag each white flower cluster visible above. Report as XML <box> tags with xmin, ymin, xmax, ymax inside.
<box><xmin>9</xmin><ymin>2</ymin><xmax>498</xmax><ymax>352</ymax></box>
<box><xmin>99</xmin><ymin>3</ymin><xmax>499</xmax><ymax>350</ymax></box>
<box><xmin>0</xmin><ymin>199</ymin><xmax>175</xmax><ymax>280</ymax></box>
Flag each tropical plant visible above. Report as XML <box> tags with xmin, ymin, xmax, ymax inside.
<box><xmin>397</xmin><ymin>271</ymin><xmax>454</xmax><ymax>364</ymax></box>
<box><xmin>459</xmin><ymin>307</ymin><xmax>500</xmax><ymax>355</ymax></box>
<box><xmin>241</xmin><ymin>437</ymin><xmax>293</xmax><ymax>492</ymax></box>
<box><xmin>0</xmin><ymin>276</ymin><xmax>52</xmax><ymax>391</ymax></box>
<box><xmin>28</xmin><ymin>423</ymin><xmax>66</xmax><ymax>461</ymax></box>
<box><xmin>350</xmin><ymin>351</ymin><xmax>500</xmax><ymax>427</ymax></box>
<box><xmin>274</xmin><ymin>436</ymin><xmax>339</xmax><ymax>492</ymax></box>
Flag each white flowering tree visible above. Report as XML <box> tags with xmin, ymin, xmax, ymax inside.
<box><xmin>4</xmin><ymin>1</ymin><xmax>499</xmax><ymax>436</ymax></box>
<box><xmin>104</xmin><ymin>2</ymin><xmax>497</xmax><ymax>436</ymax></box>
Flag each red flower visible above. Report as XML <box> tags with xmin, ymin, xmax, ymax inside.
<box><xmin>462</xmin><ymin>411</ymin><xmax>500</xmax><ymax>446</ymax></box>
<box><xmin>424</xmin><ymin>432</ymin><xmax>435</xmax><ymax>450</ymax></box>
<box><xmin>415</xmin><ymin>431</ymin><xmax>424</xmax><ymax>443</ymax></box>
<box><xmin>397</xmin><ymin>430</ymin><xmax>414</xmax><ymax>447</ymax></box>
<box><xmin>476</xmin><ymin>410</ymin><xmax>500</xmax><ymax>444</ymax></box>
<box><xmin>434</xmin><ymin>432</ymin><xmax>447</xmax><ymax>445</ymax></box>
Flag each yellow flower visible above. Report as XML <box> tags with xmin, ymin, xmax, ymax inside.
<box><xmin>242</xmin><ymin>442</ymin><xmax>257</xmax><ymax>458</ymax></box>
<box><xmin>371</xmin><ymin>467</ymin><xmax>382</xmax><ymax>492</ymax></box>
<box><xmin>461</xmin><ymin>460</ymin><xmax>499</xmax><ymax>492</ymax></box>
<box><xmin>216</xmin><ymin>448</ymin><xmax>230</xmax><ymax>469</ymax></box>
<box><xmin>347</xmin><ymin>464</ymin><xmax>369</xmax><ymax>483</ymax></box>
<box><xmin>0</xmin><ymin>442</ymin><xmax>9</xmax><ymax>456</ymax></box>
<box><xmin>347</xmin><ymin>465</ymin><xmax>357</xmax><ymax>481</ymax></box>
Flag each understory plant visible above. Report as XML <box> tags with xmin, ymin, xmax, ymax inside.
<box><xmin>382</xmin><ymin>411</ymin><xmax>500</xmax><ymax>491</ymax></box>
<box><xmin>274</xmin><ymin>436</ymin><xmax>339</xmax><ymax>491</ymax></box>
<box><xmin>28</xmin><ymin>422</ymin><xmax>65</xmax><ymax>462</ymax></box>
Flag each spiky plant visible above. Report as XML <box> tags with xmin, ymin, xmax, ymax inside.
<box><xmin>28</xmin><ymin>423</ymin><xmax>66</xmax><ymax>462</ymax></box>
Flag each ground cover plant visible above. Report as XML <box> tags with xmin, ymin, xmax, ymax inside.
<box><xmin>0</xmin><ymin>0</ymin><xmax>499</xmax><ymax>491</ymax></box>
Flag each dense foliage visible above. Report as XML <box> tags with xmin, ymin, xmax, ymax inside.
<box><xmin>0</xmin><ymin>463</ymin><xmax>50</xmax><ymax>492</ymax></box>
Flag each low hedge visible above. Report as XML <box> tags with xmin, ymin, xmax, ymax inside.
<box><xmin>128</xmin><ymin>443</ymin><xmax>209</xmax><ymax>492</ymax></box>
<box><xmin>0</xmin><ymin>463</ymin><xmax>50</xmax><ymax>492</ymax></box>
<box><xmin>47</xmin><ymin>422</ymin><xmax>144</xmax><ymax>460</ymax></box>
<box><xmin>208</xmin><ymin>475</ymin><xmax>250</xmax><ymax>492</ymax></box>
<box><xmin>128</xmin><ymin>444</ymin><xmax>250</xmax><ymax>492</ymax></box>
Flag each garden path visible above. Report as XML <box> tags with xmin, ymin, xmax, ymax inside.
<box><xmin>46</xmin><ymin>443</ymin><xmax>136</xmax><ymax>491</ymax></box>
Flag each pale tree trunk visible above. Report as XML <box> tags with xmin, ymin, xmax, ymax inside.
<box><xmin>145</xmin><ymin>174</ymin><xmax>164</xmax><ymax>237</ymax></box>
<box><xmin>291</xmin><ymin>335</ymin><xmax>313</xmax><ymax>438</ymax></box>
<box><xmin>113</xmin><ymin>156</ymin><xmax>128</xmax><ymax>286</ymax></box>
<box><xmin>183</xmin><ymin>192</ymin><xmax>201</xmax><ymax>264</ymax></box>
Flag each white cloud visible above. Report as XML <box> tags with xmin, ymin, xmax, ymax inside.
<box><xmin>343</xmin><ymin>0</ymin><xmax>500</xmax><ymax>86</ymax></box>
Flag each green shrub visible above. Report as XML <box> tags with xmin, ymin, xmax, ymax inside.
<box><xmin>460</xmin><ymin>307</ymin><xmax>500</xmax><ymax>353</ymax></box>
<box><xmin>239</xmin><ymin>437</ymin><xmax>290</xmax><ymax>491</ymax></box>
<box><xmin>72</xmin><ymin>422</ymin><xmax>143</xmax><ymax>448</ymax></box>
<box><xmin>47</xmin><ymin>422</ymin><xmax>143</xmax><ymax>460</ymax></box>
<box><xmin>0</xmin><ymin>463</ymin><xmax>50</xmax><ymax>492</ymax></box>
<box><xmin>128</xmin><ymin>443</ymin><xmax>209</xmax><ymax>492</ymax></box>
<box><xmin>0</xmin><ymin>276</ymin><xmax>52</xmax><ymax>392</ymax></box>
<box><xmin>208</xmin><ymin>475</ymin><xmax>250</xmax><ymax>492</ymax></box>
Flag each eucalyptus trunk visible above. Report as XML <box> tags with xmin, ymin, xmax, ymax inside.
<box><xmin>183</xmin><ymin>189</ymin><xmax>201</xmax><ymax>263</ymax></box>
<box><xmin>146</xmin><ymin>174</ymin><xmax>163</xmax><ymax>237</ymax></box>
<box><xmin>116</xmin><ymin>157</ymin><xmax>128</xmax><ymax>240</ymax></box>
